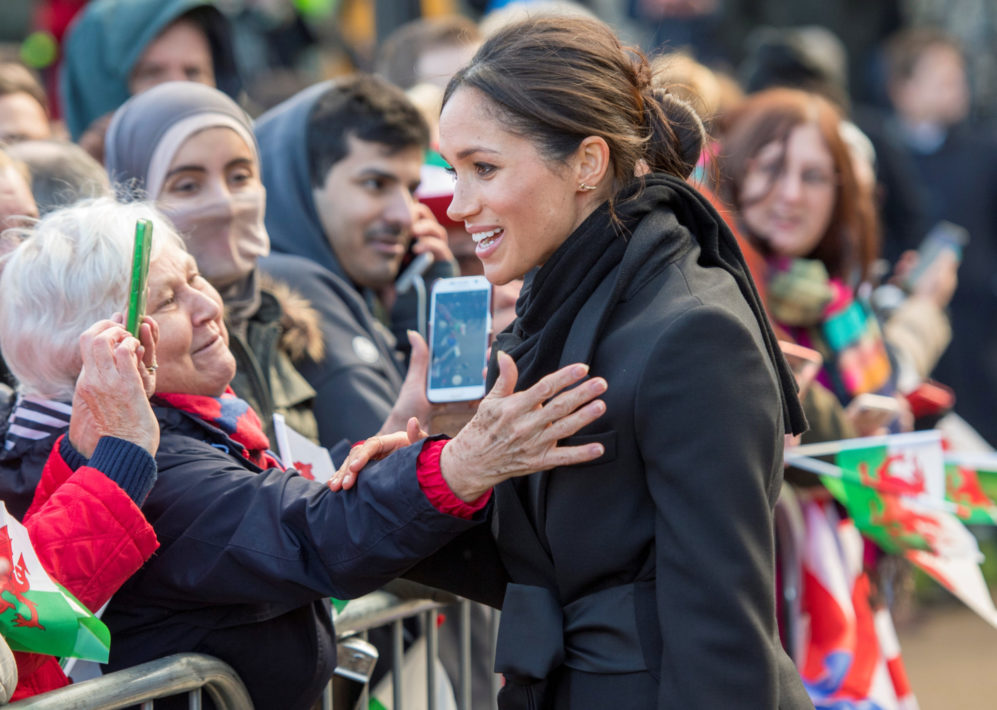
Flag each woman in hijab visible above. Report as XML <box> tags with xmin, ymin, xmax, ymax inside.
<box><xmin>105</xmin><ymin>81</ymin><xmax>333</xmax><ymax>441</ymax></box>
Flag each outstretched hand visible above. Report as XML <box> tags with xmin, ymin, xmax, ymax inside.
<box><xmin>327</xmin><ymin>417</ymin><xmax>427</xmax><ymax>492</ymax></box>
<box><xmin>439</xmin><ymin>351</ymin><xmax>607</xmax><ymax>502</ymax></box>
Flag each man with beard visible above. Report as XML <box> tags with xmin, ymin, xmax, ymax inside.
<box><xmin>256</xmin><ymin>75</ymin><xmax>453</xmax><ymax>446</ymax></box>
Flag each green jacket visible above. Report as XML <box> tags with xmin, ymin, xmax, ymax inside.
<box><xmin>228</xmin><ymin>285</ymin><xmax>321</xmax><ymax>445</ymax></box>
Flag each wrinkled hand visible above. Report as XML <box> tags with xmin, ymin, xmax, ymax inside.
<box><xmin>378</xmin><ymin>330</ymin><xmax>432</xmax><ymax>436</ymax></box>
<box><xmin>68</xmin><ymin>315</ymin><xmax>160</xmax><ymax>458</ymax></box>
<box><xmin>440</xmin><ymin>351</ymin><xmax>608</xmax><ymax>502</ymax></box>
<box><xmin>328</xmin><ymin>417</ymin><xmax>427</xmax><ymax>491</ymax></box>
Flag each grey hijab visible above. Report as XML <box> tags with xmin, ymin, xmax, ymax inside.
<box><xmin>105</xmin><ymin>81</ymin><xmax>259</xmax><ymax>198</ymax></box>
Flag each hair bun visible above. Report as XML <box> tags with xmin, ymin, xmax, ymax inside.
<box><xmin>650</xmin><ymin>90</ymin><xmax>706</xmax><ymax>179</ymax></box>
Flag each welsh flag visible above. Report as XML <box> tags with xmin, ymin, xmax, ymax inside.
<box><xmin>943</xmin><ymin>452</ymin><xmax>997</xmax><ymax>525</ymax></box>
<box><xmin>0</xmin><ymin>502</ymin><xmax>110</xmax><ymax>661</ymax></box>
<box><xmin>787</xmin><ymin>432</ymin><xmax>948</xmax><ymax>555</ymax></box>
<box><xmin>787</xmin><ymin>433</ymin><xmax>997</xmax><ymax>630</ymax></box>
<box><xmin>799</xmin><ymin>500</ymin><xmax>916</xmax><ymax>709</ymax></box>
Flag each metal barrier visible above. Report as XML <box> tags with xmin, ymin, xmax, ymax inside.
<box><xmin>4</xmin><ymin>593</ymin><xmax>500</xmax><ymax>710</ymax></box>
<box><xmin>328</xmin><ymin>592</ymin><xmax>501</xmax><ymax>710</ymax></box>
<box><xmin>5</xmin><ymin>652</ymin><xmax>253</xmax><ymax>709</ymax></box>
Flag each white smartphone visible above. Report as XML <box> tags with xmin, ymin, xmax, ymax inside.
<box><xmin>844</xmin><ymin>392</ymin><xmax>901</xmax><ymax>432</ymax></box>
<box><xmin>426</xmin><ymin>276</ymin><xmax>492</xmax><ymax>403</ymax></box>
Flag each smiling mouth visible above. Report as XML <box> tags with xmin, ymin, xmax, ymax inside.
<box><xmin>472</xmin><ymin>227</ymin><xmax>503</xmax><ymax>249</ymax></box>
<box><xmin>193</xmin><ymin>333</ymin><xmax>221</xmax><ymax>355</ymax></box>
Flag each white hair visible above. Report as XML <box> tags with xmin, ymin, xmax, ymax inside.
<box><xmin>0</xmin><ymin>197</ymin><xmax>184</xmax><ymax>400</ymax></box>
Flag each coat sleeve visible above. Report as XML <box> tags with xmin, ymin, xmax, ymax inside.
<box><xmin>13</xmin><ymin>437</ymin><xmax>159</xmax><ymax>697</ymax></box>
<box><xmin>634</xmin><ymin>304</ymin><xmax>786</xmax><ymax>708</ymax></box>
<box><xmin>137</xmin><ymin>438</ymin><xmax>483</xmax><ymax>607</ymax></box>
<box><xmin>23</xmin><ymin>437</ymin><xmax>160</xmax><ymax>612</ymax></box>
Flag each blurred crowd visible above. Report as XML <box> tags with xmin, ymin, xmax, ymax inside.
<box><xmin>0</xmin><ymin>0</ymin><xmax>992</xmax><ymax>708</ymax></box>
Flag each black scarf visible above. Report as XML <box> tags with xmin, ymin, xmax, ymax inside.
<box><xmin>488</xmin><ymin>173</ymin><xmax>807</xmax><ymax>436</ymax></box>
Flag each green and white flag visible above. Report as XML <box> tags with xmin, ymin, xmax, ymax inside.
<box><xmin>0</xmin><ymin>502</ymin><xmax>110</xmax><ymax>661</ymax></box>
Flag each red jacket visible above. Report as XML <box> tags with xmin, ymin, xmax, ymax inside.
<box><xmin>10</xmin><ymin>436</ymin><xmax>159</xmax><ymax>701</ymax></box>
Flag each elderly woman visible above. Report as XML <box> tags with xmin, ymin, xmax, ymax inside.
<box><xmin>0</xmin><ymin>197</ymin><xmax>606</xmax><ymax>709</ymax></box>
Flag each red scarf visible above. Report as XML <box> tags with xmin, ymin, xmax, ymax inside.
<box><xmin>157</xmin><ymin>387</ymin><xmax>283</xmax><ymax>470</ymax></box>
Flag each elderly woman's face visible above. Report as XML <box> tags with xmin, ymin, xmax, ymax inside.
<box><xmin>158</xmin><ymin>126</ymin><xmax>268</xmax><ymax>289</ymax></box>
<box><xmin>148</xmin><ymin>242</ymin><xmax>236</xmax><ymax>396</ymax></box>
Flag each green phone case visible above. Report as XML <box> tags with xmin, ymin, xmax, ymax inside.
<box><xmin>125</xmin><ymin>219</ymin><xmax>152</xmax><ymax>338</ymax></box>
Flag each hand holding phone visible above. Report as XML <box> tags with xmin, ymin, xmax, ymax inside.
<box><xmin>901</xmin><ymin>221</ymin><xmax>967</xmax><ymax>296</ymax></box>
<box><xmin>844</xmin><ymin>392</ymin><xmax>901</xmax><ymax>437</ymax></box>
<box><xmin>426</xmin><ymin>276</ymin><xmax>491</xmax><ymax>403</ymax></box>
<box><xmin>125</xmin><ymin>219</ymin><xmax>153</xmax><ymax>338</ymax></box>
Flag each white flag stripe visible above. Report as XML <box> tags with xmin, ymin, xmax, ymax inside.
<box><xmin>788</xmin><ymin>430</ymin><xmax>942</xmax><ymax>459</ymax></box>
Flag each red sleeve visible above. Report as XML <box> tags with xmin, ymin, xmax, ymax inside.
<box><xmin>416</xmin><ymin>439</ymin><xmax>490</xmax><ymax>519</ymax></box>
<box><xmin>12</xmin><ymin>436</ymin><xmax>159</xmax><ymax>699</ymax></box>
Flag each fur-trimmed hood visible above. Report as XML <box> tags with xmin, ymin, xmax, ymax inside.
<box><xmin>259</xmin><ymin>273</ymin><xmax>325</xmax><ymax>364</ymax></box>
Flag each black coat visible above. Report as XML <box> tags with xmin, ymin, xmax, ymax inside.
<box><xmin>414</xmin><ymin>233</ymin><xmax>812</xmax><ymax>709</ymax></box>
<box><xmin>101</xmin><ymin>404</ymin><xmax>483</xmax><ymax>710</ymax></box>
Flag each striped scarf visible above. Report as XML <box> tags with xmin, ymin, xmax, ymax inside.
<box><xmin>156</xmin><ymin>387</ymin><xmax>282</xmax><ymax>470</ymax></box>
<box><xmin>767</xmin><ymin>257</ymin><xmax>894</xmax><ymax>403</ymax></box>
<box><xmin>3</xmin><ymin>395</ymin><xmax>72</xmax><ymax>452</ymax></box>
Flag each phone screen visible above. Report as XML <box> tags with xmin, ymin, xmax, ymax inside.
<box><xmin>427</xmin><ymin>277</ymin><xmax>491</xmax><ymax>403</ymax></box>
<box><xmin>903</xmin><ymin>220</ymin><xmax>968</xmax><ymax>291</ymax></box>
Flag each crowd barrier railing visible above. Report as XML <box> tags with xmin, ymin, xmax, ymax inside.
<box><xmin>4</xmin><ymin>592</ymin><xmax>501</xmax><ymax>710</ymax></box>
<box><xmin>4</xmin><ymin>652</ymin><xmax>252</xmax><ymax>709</ymax></box>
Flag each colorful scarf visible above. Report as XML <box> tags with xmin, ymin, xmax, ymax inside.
<box><xmin>767</xmin><ymin>256</ymin><xmax>894</xmax><ymax>402</ymax></box>
<box><xmin>157</xmin><ymin>387</ymin><xmax>282</xmax><ymax>470</ymax></box>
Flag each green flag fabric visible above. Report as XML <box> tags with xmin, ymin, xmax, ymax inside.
<box><xmin>0</xmin><ymin>503</ymin><xmax>110</xmax><ymax>662</ymax></box>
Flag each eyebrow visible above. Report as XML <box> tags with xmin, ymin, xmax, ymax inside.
<box><xmin>453</xmin><ymin>147</ymin><xmax>499</xmax><ymax>160</ymax></box>
<box><xmin>355</xmin><ymin>168</ymin><xmax>400</xmax><ymax>182</ymax></box>
<box><xmin>165</xmin><ymin>164</ymin><xmax>206</xmax><ymax>179</ymax></box>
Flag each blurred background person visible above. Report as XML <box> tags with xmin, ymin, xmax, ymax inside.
<box><xmin>375</xmin><ymin>14</ymin><xmax>482</xmax><ymax>93</ymax></box>
<box><xmin>878</xmin><ymin>27</ymin><xmax>997</xmax><ymax>448</ymax></box>
<box><xmin>6</xmin><ymin>139</ymin><xmax>109</xmax><ymax>215</ymax></box>
<box><xmin>60</xmin><ymin>0</ymin><xmax>241</xmax><ymax>158</ymax></box>
<box><xmin>0</xmin><ymin>62</ymin><xmax>53</xmax><ymax>144</ymax></box>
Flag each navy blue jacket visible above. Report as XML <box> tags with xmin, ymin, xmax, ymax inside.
<box><xmin>102</xmin><ymin>404</ymin><xmax>484</xmax><ymax>710</ymax></box>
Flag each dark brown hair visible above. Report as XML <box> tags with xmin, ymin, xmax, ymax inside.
<box><xmin>716</xmin><ymin>88</ymin><xmax>878</xmax><ymax>281</ymax></box>
<box><xmin>441</xmin><ymin>16</ymin><xmax>704</xmax><ymax>208</ymax></box>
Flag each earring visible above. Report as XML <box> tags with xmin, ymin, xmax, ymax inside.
<box><xmin>578</xmin><ymin>182</ymin><xmax>597</xmax><ymax>191</ymax></box>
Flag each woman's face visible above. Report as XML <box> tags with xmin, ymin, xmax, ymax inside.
<box><xmin>159</xmin><ymin>126</ymin><xmax>268</xmax><ymax>289</ymax></box>
<box><xmin>739</xmin><ymin>122</ymin><xmax>837</xmax><ymax>259</ymax></box>
<box><xmin>438</xmin><ymin>87</ymin><xmax>590</xmax><ymax>286</ymax></box>
<box><xmin>148</xmin><ymin>242</ymin><xmax>236</xmax><ymax>396</ymax></box>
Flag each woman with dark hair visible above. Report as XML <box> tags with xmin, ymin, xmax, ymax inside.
<box><xmin>716</xmin><ymin>88</ymin><xmax>954</xmax><ymax>431</ymax></box>
<box><xmin>353</xmin><ymin>14</ymin><xmax>812</xmax><ymax>709</ymax></box>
